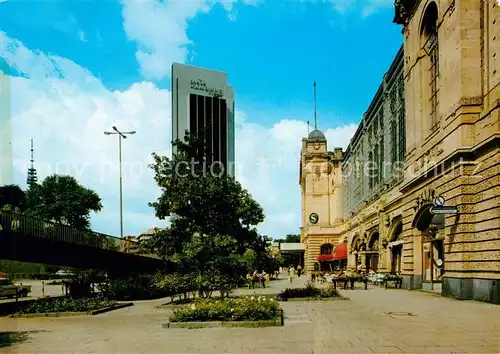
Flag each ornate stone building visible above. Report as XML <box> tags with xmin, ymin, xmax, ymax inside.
<box><xmin>342</xmin><ymin>46</ymin><xmax>406</xmax><ymax>277</ymax></box>
<box><xmin>299</xmin><ymin>130</ymin><xmax>344</xmax><ymax>272</ymax></box>
<box><xmin>299</xmin><ymin>0</ymin><xmax>499</xmax><ymax>303</ymax></box>
<box><xmin>390</xmin><ymin>0</ymin><xmax>499</xmax><ymax>302</ymax></box>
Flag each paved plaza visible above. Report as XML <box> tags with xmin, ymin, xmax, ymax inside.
<box><xmin>1</xmin><ymin>276</ymin><xmax>499</xmax><ymax>354</ymax></box>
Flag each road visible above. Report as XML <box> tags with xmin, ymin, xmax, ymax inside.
<box><xmin>0</xmin><ymin>279</ymin><xmax>66</xmax><ymax>304</ymax></box>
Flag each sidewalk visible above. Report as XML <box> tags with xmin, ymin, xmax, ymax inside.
<box><xmin>234</xmin><ymin>274</ymin><xmax>309</xmax><ymax>296</ymax></box>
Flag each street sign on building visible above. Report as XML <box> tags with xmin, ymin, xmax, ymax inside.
<box><xmin>430</xmin><ymin>206</ymin><xmax>458</xmax><ymax>215</ymax></box>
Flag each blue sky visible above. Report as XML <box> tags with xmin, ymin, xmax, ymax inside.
<box><xmin>1</xmin><ymin>0</ymin><xmax>403</xmax><ymax>238</ymax></box>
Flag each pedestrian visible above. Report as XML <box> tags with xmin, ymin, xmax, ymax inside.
<box><xmin>297</xmin><ymin>264</ymin><xmax>302</xmax><ymax>277</ymax></box>
<box><xmin>289</xmin><ymin>266</ymin><xmax>295</xmax><ymax>283</ymax></box>
<box><xmin>260</xmin><ymin>272</ymin><xmax>266</xmax><ymax>288</ymax></box>
<box><xmin>246</xmin><ymin>273</ymin><xmax>253</xmax><ymax>289</ymax></box>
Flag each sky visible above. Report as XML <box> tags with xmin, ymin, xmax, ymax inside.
<box><xmin>0</xmin><ymin>0</ymin><xmax>403</xmax><ymax>239</ymax></box>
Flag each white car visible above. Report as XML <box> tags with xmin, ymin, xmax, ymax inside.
<box><xmin>55</xmin><ymin>270</ymin><xmax>74</xmax><ymax>278</ymax></box>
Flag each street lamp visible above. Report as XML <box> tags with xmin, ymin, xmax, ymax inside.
<box><xmin>104</xmin><ymin>126</ymin><xmax>136</xmax><ymax>238</ymax></box>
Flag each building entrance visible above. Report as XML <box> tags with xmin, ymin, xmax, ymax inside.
<box><xmin>423</xmin><ymin>232</ymin><xmax>444</xmax><ymax>283</ymax></box>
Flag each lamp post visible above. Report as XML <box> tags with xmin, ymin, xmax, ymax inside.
<box><xmin>104</xmin><ymin>126</ymin><xmax>136</xmax><ymax>238</ymax></box>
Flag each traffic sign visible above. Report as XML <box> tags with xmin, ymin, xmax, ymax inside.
<box><xmin>434</xmin><ymin>196</ymin><xmax>445</xmax><ymax>206</ymax></box>
<box><xmin>430</xmin><ymin>206</ymin><xmax>458</xmax><ymax>214</ymax></box>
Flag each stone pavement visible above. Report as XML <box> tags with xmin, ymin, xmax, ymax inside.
<box><xmin>0</xmin><ymin>277</ymin><xmax>499</xmax><ymax>354</ymax></box>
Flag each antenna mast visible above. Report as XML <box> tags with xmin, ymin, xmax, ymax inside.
<box><xmin>30</xmin><ymin>139</ymin><xmax>34</xmax><ymax>168</ymax></box>
<box><xmin>27</xmin><ymin>138</ymin><xmax>38</xmax><ymax>187</ymax></box>
<box><xmin>313</xmin><ymin>81</ymin><xmax>317</xmax><ymax>130</ymax></box>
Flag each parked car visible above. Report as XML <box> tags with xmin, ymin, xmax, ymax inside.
<box><xmin>55</xmin><ymin>270</ymin><xmax>74</xmax><ymax>279</ymax></box>
<box><xmin>0</xmin><ymin>278</ymin><xmax>32</xmax><ymax>299</ymax></box>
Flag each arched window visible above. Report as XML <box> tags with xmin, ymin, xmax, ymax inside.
<box><xmin>320</xmin><ymin>243</ymin><xmax>333</xmax><ymax>255</ymax></box>
<box><xmin>421</xmin><ymin>2</ymin><xmax>439</xmax><ymax>130</ymax></box>
<box><xmin>368</xmin><ymin>232</ymin><xmax>380</xmax><ymax>251</ymax></box>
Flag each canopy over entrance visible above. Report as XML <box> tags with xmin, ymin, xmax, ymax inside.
<box><xmin>279</xmin><ymin>243</ymin><xmax>305</xmax><ymax>254</ymax></box>
<box><xmin>317</xmin><ymin>241</ymin><xmax>347</xmax><ymax>262</ymax></box>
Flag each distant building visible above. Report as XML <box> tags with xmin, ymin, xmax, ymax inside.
<box><xmin>0</xmin><ymin>71</ymin><xmax>12</xmax><ymax>186</ymax></box>
<box><xmin>171</xmin><ymin>63</ymin><xmax>235</xmax><ymax>177</ymax></box>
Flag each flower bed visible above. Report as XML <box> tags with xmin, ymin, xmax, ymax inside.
<box><xmin>277</xmin><ymin>284</ymin><xmax>343</xmax><ymax>301</ymax></box>
<box><xmin>164</xmin><ymin>296</ymin><xmax>283</xmax><ymax>328</ymax></box>
<box><xmin>9</xmin><ymin>296</ymin><xmax>132</xmax><ymax>317</ymax></box>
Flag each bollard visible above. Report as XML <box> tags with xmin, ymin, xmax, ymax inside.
<box><xmin>42</xmin><ymin>281</ymin><xmax>45</xmax><ymax>298</ymax></box>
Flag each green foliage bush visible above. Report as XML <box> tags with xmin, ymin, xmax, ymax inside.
<box><xmin>277</xmin><ymin>283</ymin><xmax>339</xmax><ymax>300</ymax></box>
<box><xmin>21</xmin><ymin>297</ymin><xmax>117</xmax><ymax>314</ymax></box>
<box><xmin>169</xmin><ymin>296</ymin><xmax>280</xmax><ymax>322</ymax></box>
<box><xmin>103</xmin><ymin>273</ymin><xmax>165</xmax><ymax>300</ymax></box>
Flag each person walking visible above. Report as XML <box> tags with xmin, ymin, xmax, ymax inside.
<box><xmin>297</xmin><ymin>264</ymin><xmax>302</xmax><ymax>277</ymax></box>
<box><xmin>289</xmin><ymin>266</ymin><xmax>296</xmax><ymax>283</ymax></box>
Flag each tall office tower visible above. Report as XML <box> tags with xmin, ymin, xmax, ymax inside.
<box><xmin>171</xmin><ymin>63</ymin><xmax>235</xmax><ymax>177</ymax></box>
<box><xmin>0</xmin><ymin>70</ymin><xmax>13</xmax><ymax>186</ymax></box>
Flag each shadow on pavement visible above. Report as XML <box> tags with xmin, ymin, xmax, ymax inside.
<box><xmin>0</xmin><ymin>330</ymin><xmax>45</xmax><ymax>348</ymax></box>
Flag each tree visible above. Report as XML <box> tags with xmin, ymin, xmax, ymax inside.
<box><xmin>148</xmin><ymin>131</ymin><xmax>265</xmax><ymax>296</ymax></box>
<box><xmin>28</xmin><ymin>174</ymin><xmax>102</xmax><ymax>229</ymax></box>
<box><xmin>275</xmin><ymin>234</ymin><xmax>301</xmax><ymax>243</ymax></box>
<box><xmin>0</xmin><ymin>185</ymin><xmax>26</xmax><ymax>210</ymax></box>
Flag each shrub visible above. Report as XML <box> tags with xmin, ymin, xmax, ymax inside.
<box><xmin>156</xmin><ymin>273</ymin><xmax>195</xmax><ymax>302</ymax></box>
<box><xmin>169</xmin><ymin>295</ymin><xmax>280</xmax><ymax>322</ymax></box>
<box><xmin>21</xmin><ymin>296</ymin><xmax>117</xmax><ymax>314</ymax></box>
<box><xmin>104</xmin><ymin>273</ymin><xmax>165</xmax><ymax>300</ymax></box>
<box><xmin>277</xmin><ymin>283</ymin><xmax>339</xmax><ymax>300</ymax></box>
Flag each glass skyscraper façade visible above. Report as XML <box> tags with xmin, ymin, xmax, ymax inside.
<box><xmin>171</xmin><ymin>63</ymin><xmax>235</xmax><ymax>177</ymax></box>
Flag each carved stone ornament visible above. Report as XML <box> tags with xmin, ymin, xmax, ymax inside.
<box><xmin>415</xmin><ymin>188</ymin><xmax>436</xmax><ymax>210</ymax></box>
<box><xmin>393</xmin><ymin>0</ymin><xmax>415</xmax><ymax>25</ymax></box>
<box><xmin>314</xmin><ymin>165</ymin><xmax>322</xmax><ymax>181</ymax></box>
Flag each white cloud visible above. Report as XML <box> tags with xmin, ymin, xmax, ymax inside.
<box><xmin>78</xmin><ymin>30</ymin><xmax>87</xmax><ymax>42</ymax></box>
<box><xmin>120</xmin><ymin>0</ymin><xmax>261</xmax><ymax>80</ymax></box>
<box><xmin>1</xmin><ymin>29</ymin><xmax>356</xmax><ymax>239</ymax></box>
<box><xmin>360</xmin><ymin>0</ymin><xmax>394</xmax><ymax>17</ymax></box>
<box><xmin>327</xmin><ymin>0</ymin><xmax>393</xmax><ymax>16</ymax></box>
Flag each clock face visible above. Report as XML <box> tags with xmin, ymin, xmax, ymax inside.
<box><xmin>314</xmin><ymin>143</ymin><xmax>320</xmax><ymax>150</ymax></box>
<box><xmin>434</xmin><ymin>196</ymin><xmax>445</xmax><ymax>206</ymax></box>
<box><xmin>309</xmin><ymin>213</ymin><xmax>319</xmax><ymax>224</ymax></box>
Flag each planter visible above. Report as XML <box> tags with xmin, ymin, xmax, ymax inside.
<box><xmin>283</xmin><ymin>296</ymin><xmax>348</xmax><ymax>302</ymax></box>
<box><xmin>163</xmin><ymin>309</ymin><xmax>284</xmax><ymax>328</ymax></box>
<box><xmin>9</xmin><ymin>302</ymin><xmax>133</xmax><ymax>318</ymax></box>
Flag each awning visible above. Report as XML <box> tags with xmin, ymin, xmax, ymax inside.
<box><xmin>388</xmin><ymin>240</ymin><xmax>404</xmax><ymax>248</ymax></box>
<box><xmin>332</xmin><ymin>242</ymin><xmax>348</xmax><ymax>260</ymax></box>
<box><xmin>317</xmin><ymin>254</ymin><xmax>335</xmax><ymax>262</ymax></box>
<box><xmin>317</xmin><ymin>242</ymin><xmax>348</xmax><ymax>262</ymax></box>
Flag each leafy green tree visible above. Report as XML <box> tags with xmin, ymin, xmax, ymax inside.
<box><xmin>274</xmin><ymin>234</ymin><xmax>301</xmax><ymax>243</ymax></box>
<box><xmin>148</xmin><ymin>132</ymin><xmax>265</xmax><ymax>296</ymax></box>
<box><xmin>27</xmin><ymin>174</ymin><xmax>102</xmax><ymax>229</ymax></box>
<box><xmin>0</xmin><ymin>185</ymin><xmax>26</xmax><ymax>210</ymax></box>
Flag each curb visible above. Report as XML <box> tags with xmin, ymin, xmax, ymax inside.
<box><xmin>163</xmin><ymin>310</ymin><xmax>284</xmax><ymax>328</ymax></box>
<box><xmin>279</xmin><ymin>296</ymin><xmax>348</xmax><ymax>302</ymax></box>
<box><xmin>163</xmin><ymin>319</ymin><xmax>282</xmax><ymax>328</ymax></box>
<box><xmin>9</xmin><ymin>302</ymin><xmax>134</xmax><ymax>318</ymax></box>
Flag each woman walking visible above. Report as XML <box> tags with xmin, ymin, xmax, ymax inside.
<box><xmin>289</xmin><ymin>266</ymin><xmax>296</xmax><ymax>283</ymax></box>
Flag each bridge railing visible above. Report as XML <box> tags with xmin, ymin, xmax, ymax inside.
<box><xmin>0</xmin><ymin>210</ymin><xmax>139</xmax><ymax>253</ymax></box>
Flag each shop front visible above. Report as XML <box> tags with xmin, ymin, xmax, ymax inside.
<box><xmin>317</xmin><ymin>241</ymin><xmax>348</xmax><ymax>271</ymax></box>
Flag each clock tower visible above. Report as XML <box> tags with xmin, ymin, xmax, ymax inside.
<box><xmin>299</xmin><ymin>129</ymin><xmax>344</xmax><ymax>272</ymax></box>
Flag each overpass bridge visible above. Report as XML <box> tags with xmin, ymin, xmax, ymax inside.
<box><xmin>0</xmin><ymin>210</ymin><xmax>168</xmax><ymax>274</ymax></box>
